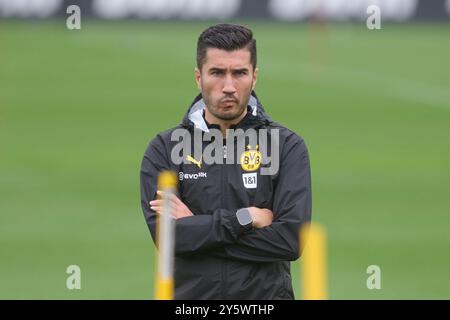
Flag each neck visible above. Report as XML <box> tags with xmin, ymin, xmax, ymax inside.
<box><xmin>204</xmin><ymin>108</ymin><xmax>247</xmax><ymax>137</ymax></box>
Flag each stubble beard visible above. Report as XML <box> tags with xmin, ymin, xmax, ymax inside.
<box><xmin>204</xmin><ymin>94</ymin><xmax>250</xmax><ymax>122</ymax></box>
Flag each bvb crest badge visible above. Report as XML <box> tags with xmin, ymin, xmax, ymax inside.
<box><xmin>240</xmin><ymin>145</ymin><xmax>262</xmax><ymax>172</ymax></box>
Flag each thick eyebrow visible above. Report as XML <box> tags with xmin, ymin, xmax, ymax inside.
<box><xmin>208</xmin><ymin>67</ymin><xmax>249</xmax><ymax>73</ymax></box>
<box><xmin>208</xmin><ymin>67</ymin><xmax>226</xmax><ymax>73</ymax></box>
<box><xmin>232</xmin><ymin>68</ymin><xmax>249</xmax><ymax>73</ymax></box>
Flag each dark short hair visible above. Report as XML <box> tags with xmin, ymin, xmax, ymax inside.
<box><xmin>197</xmin><ymin>23</ymin><xmax>257</xmax><ymax>71</ymax></box>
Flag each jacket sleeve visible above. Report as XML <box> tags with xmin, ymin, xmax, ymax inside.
<box><xmin>212</xmin><ymin>134</ymin><xmax>312</xmax><ymax>263</ymax></box>
<box><xmin>140</xmin><ymin>134</ymin><xmax>244</xmax><ymax>252</ymax></box>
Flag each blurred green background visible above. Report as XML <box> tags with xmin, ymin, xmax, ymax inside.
<box><xmin>1</xmin><ymin>20</ymin><xmax>449</xmax><ymax>299</ymax></box>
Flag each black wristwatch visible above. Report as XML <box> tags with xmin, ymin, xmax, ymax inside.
<box><xmin>236</xmin><ymin>208</ymin><xmax>253</xmax><ymax>233</ymax></box>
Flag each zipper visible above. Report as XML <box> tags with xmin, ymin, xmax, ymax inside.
<box><xmin>220</xmin><ymin>139</ymin><xmax>227</xmax><ymax>299</ymax></box>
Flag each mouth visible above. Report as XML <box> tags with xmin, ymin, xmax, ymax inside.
<box><xmin>220</xmin><ymin>99</ymin><xmax>238</xmax><ymax>107</ymax></box>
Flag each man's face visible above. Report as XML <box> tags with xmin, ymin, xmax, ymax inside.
<box><xmin>195</xmin><ymin>48</ymin><xmax>258</xmax><ymax>122</ymax></box>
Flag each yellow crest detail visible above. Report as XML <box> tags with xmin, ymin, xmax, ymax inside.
<box><xmin>240</xmin><ymin>145</ymin><xmax>262</xmax><ymax>172</ymax></box>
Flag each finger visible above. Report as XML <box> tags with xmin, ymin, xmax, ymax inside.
<box><xmin>152</xmin><ymin>203</ymin><xmax>180</xmax><ymax>215</ymax></box>
<box><xmin>158</xmin><ymin>194</ymin><xmax>181</xmax><ymax>210</ymax></box>
<box><xmin>149</xmin><ymin>200</ymin><xmax>164</xmax><ymax>206</ymax></box>
<box><xmin>169</xmin><ymin>197</ymin><xmax>181</xmax><ymax>209</ymax></box>
<box><xmin>157</xmin><ymin>190</ymin><xmax>167</xmax><ymax>197</ymax></box>
<box><xmin>172</xmin><ymin>195</ymin><xmax>183</xmax><ymax>206</ymax></box>
<box><xmin>151</xmin><ymin>197</ymin><xmax>178</xmax><ymax>208</ymax></box>
<box><xmin>150</xmin><ymin>206</ymin><xmax>163</xmax><ymax>213</ymax></box>
<box><xmin>166</xmin><ymin>193</ymin><xmax>184</xmax><ymax>207</ymax></box>
<box><xmin>155</xmin><ymin>191</ymin><xmax>184</xmax><ymax>214</ymax></box>
<box><xmin>150</xmin><ymin>194</ymin><xmax>176</xmax><ymax>205</ymax></box>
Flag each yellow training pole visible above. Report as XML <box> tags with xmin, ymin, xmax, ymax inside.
<box><xmin>155</xmin><ymin>171</ymin><xmax>177</xmax><ymax>300</ymax></box>
<box><xmin>300</xmin><ymin>222</ymin><xmax>328</xmax><ymax>300</ymax></box>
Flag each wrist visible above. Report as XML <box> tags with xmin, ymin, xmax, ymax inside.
<box><xmin>248</xmin><ymin>211</ymin><xmax>257</xmax><ymax>227</ymax></box>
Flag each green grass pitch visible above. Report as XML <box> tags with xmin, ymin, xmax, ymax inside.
<box><xmin>1</xmin><ymin>21</ymin><xmax>449</xmax><ymax>299</ymax></box>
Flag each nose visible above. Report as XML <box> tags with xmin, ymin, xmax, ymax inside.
<box><xmin>222</xmin><ymin>74</ymin><xmax>236</xmax><ymax>95</ymax></box>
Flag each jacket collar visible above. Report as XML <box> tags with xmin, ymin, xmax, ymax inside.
<box><xmin>181</xmin><ymin>91</ymin><xmax>272</xmax><ymax>132</ymax></box>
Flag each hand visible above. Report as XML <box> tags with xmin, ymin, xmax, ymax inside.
<box><xmin>149</xmin><ymin>190</ymin><xmax>194</xmax><ymax>220</ymax></box>
<box><xmin>247</xmin><ymin>207</ymin><xmax>273</xmax><ymax>228</ymax></box>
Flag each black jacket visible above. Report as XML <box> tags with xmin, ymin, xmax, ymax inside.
<box><xmin>140</xmin><ymin>92</ymin><xmax>312</xmax><ymax>299</ymax></box>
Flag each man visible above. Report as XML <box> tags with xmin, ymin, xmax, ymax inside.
<box><xmin>140</xmin><ymin>24</ymin><xmax>312</xmax><ymax>299</ymax></box>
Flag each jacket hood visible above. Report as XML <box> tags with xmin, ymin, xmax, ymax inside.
<box><xmin>181</xmin><ymin>91</ymin><xmax>273</xmax><ymax>132</ymax></box>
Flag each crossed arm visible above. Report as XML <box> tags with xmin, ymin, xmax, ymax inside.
<box><xmin>150</xmin><ymin>190</ymin><xmax>273</xmax><ymax>228</ymax></box>
<box><xmin>140</xmin><ymin>132</ymin><xmax>312</xmax><ymax>263</ymax></box>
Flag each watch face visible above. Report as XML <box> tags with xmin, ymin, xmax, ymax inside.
<box><xmin>237</xmin><ymin>209</ymin><xmax>252</xmax><ymax>226</ymax></box>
